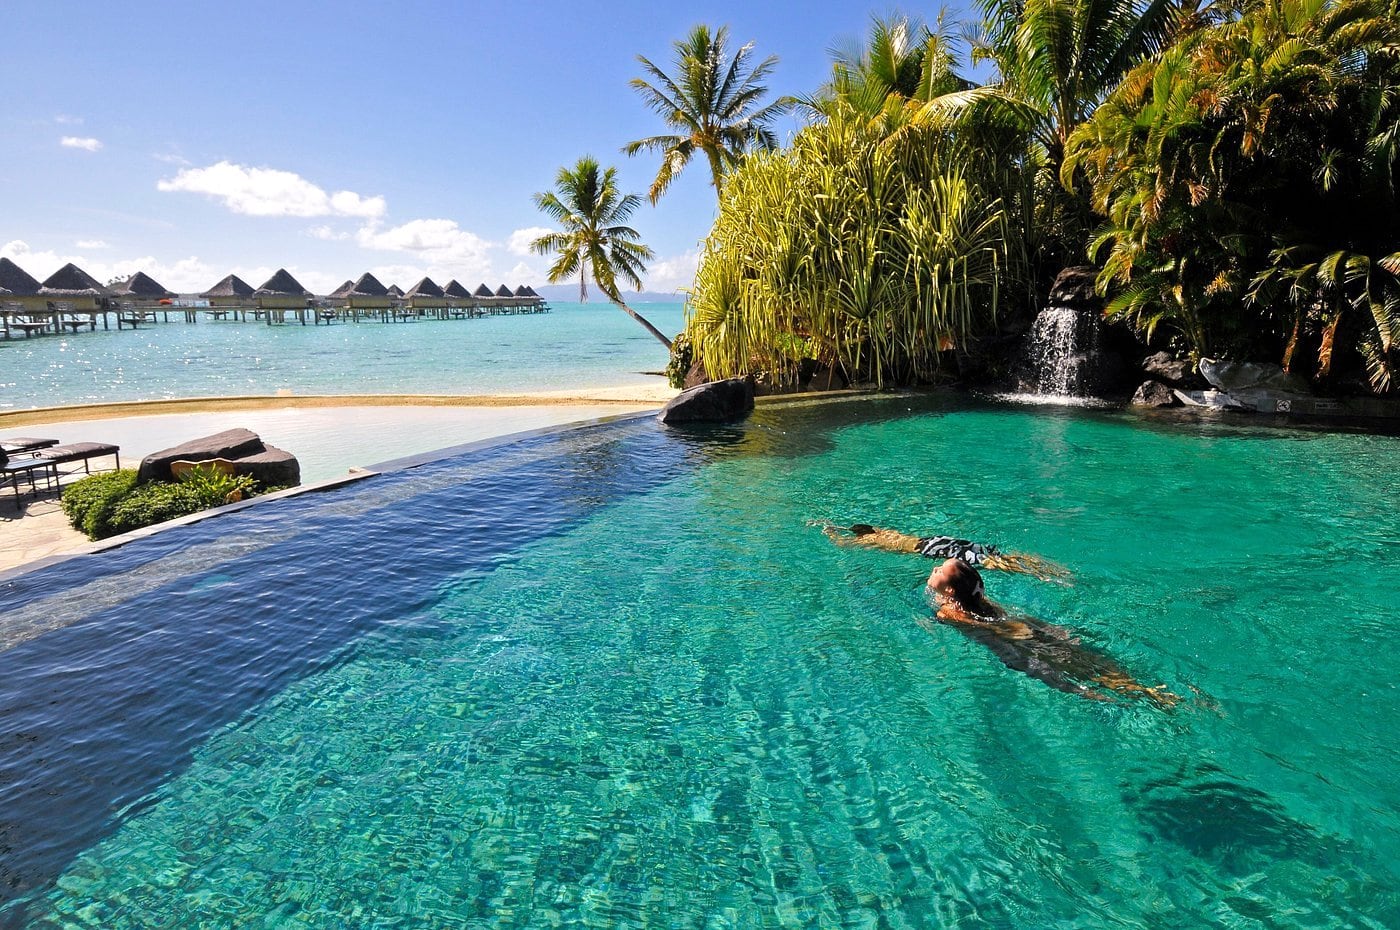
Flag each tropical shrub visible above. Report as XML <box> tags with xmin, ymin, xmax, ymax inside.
<box><xmin>61</xmin><ymin>469</ymin><xmax>138</xmax><ymax>540</ymax></box>
<box><xmin>1065</xmin><ymin>0</ymin><xmax>1400</xmax><ymax>391</ymax></box>
<box><xmin>685</xmin><ymin>113</ymin><xmax>1011</xmax><ymax>388</ymax></box>
<box><xmin>104</xmin><ymin>482</ymin><xmax>210</xmax><ymax>538</ymax></box>
<box><xmin>62</xmin><ymin>464</ymin><xmax>266</xmax><ymax>540</ymax></box>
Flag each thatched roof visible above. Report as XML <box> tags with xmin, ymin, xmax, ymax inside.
<box><xmin>201</xmin><ymin>274</ymin><xmax>256</xmax><ymax>298</ymax></box>
<box><xmin>328</xmin><ymin>280</ymin><xmax>355</xmax><ymax>299</ymax></box>
<box><xmin>386</xmin><ymin>284</ymin><xmax>404</xmax><ymax>297</ymax></box>
<box><xmin>443</xmin><ymin>279</ymin><xmax>470</xmax><ymax>299</ymax></box>
<box><xmin>494</xmin><ymin>284</ymin><xmax>513</xmax><ymax>297</ymax></box>
<box><xmin>0</xmin><ymin>258</ymin><xmax>42</xmax><ymax>295</ymax></box>
<box><xmin>349</xmin><ymin>272</ymin><xmax>389</xmax><ymax>297</ymax></box>
<box><xmin>524</xmin><ymin>285</ymin><xmax>540</xmax><ymax>297</ymax></box>
<box><xmin>39</xmin><ymin>263</ymin><xmax>109</xmax><ymax>297</ymax></box>
<box><xmin>255</xmin><ymin>268</ymin><xmax>312</xmax><ymax>296</ymax></box>
<box><xmin>473</xmin><ymin>283</ymin><xmax>493</xmax><ymax>297</ymax></box>
<box><xmin>404</xmin><ymin>277</ymin><xmax>444</xmax><ymax>298</ymax></box>
<box><xmin>513</xmin><ymin>285</ymin><xmax>532</xmax><ymax>297</ymax></box>
<box><xmin>109</xmin><ymin>271</ymin><xmax>175</xmax><ymax>298</ymax></box>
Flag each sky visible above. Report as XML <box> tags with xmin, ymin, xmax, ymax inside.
<box><xmin>0</xmin><ymin>0</ymin><xmax>964</xmax><ymax>297</ymax></box>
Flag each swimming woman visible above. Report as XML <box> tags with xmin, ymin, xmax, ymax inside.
<box><xmin>926</xmin><ymin>558</ymin><xmax>1178</xmax><ymax>708</ymax></box>
<box><xmin>822</xmin><ymin>523</ymin><xmax>1070</xmax><ymax>581</ymax></box>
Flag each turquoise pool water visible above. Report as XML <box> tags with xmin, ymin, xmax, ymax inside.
<box><xmin>2</xmin><ymin>396</ymin><xmax>1398</xmax><ymax>927</ymax></box>
<box><xmin>0</xmin><ymin>302</ymin><xmax>685</xmax><ymax>409</ymax></box>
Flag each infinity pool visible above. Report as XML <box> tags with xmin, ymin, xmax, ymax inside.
<box><xmin>2</xmin><ymin>396</ymin><xmax>1397</xmax><ymax>928</ymax></box>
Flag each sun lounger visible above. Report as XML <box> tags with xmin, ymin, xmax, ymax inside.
<box><xmin>42</xmin><ymin>442</ymin><xmax>121</xmax><ymax>475</ymax></box>
<box><xmin>0</xmin><ymin>437</ymin><xmax>59</xmax><ymax>456</ymax></box>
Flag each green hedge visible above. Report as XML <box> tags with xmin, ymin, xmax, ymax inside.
<box><xmin>61</xmin><ymin>467</ymin><xmax>264</xmax><ymax>541</ymax></box>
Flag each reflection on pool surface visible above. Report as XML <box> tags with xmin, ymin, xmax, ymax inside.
<box><xmin>2</xmin><ymin>395</ymin><xmax>1398</xmax><ymax>928</ymax></box>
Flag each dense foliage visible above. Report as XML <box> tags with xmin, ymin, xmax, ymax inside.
<box><xmin>1065</xmin><ymin>0</ymin><xmax>1400</xmax><ymax>391</ymax></box>
<box><xmin>62</xmin><ymin>465</ymin><xmax>264</xmax><ymax>541</ymax></box>
<box><xmin>683</xmin><ymin>3</ymin><xmax>1202</xmax><ymax>388</ymax></box>
<box><xmin>687</xmin><ymin>114</ymin><xmax>1010</xmax><ymax>386</ymax></box>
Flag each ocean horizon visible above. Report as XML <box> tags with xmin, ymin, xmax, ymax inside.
<box><xmin>0</xmin><ymin>302</ymin><xmax>686</xmax><ymax>411</ymax></box>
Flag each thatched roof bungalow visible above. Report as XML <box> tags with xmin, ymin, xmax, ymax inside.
<box><xmin>0</xmin><ymin>258</ymin><xmax>42</xmax><ymax>297</ymax></box>
<box><xmin>38</xmin><ymin>263</ymin><xmax>110</xmax><ymax>309</ymax></box>
<box><xmin>443</xmin><ymin>279</ymin><xmax>471</xmax><ymax>299</ymax></box>
<box><xmin>472</xmin><ymin>283</ymin><xmax>494</xmax><ymax>298</ymax></box>
<box><xmin>342</xmin><ymin>272</ymin><xmax>392</xmax><ymax>310</ymax></box>
<box><xmin>327</xmin><ymin>280</ymin><xmax>355</xmax><ymax>300</ymax></box>
<box><xmin>386</xmin><ymin>284</ymin><xmax>404</xmax><ymax>298</ymax></box>
<box><xmin>403</xmin><ymin>277</ymin><xmax>445</xmax><ymax>310</ymax></box>
<box><xmin>200</xmin><ymin>274</ymin><xmax>257</xmax><ymax>307</ymax></box>
<box><xmin>494</xmin><ymin>284</ymin><xmax>514</xmax><ymax>298</ymax></box>
<box><xmin>109</xmin><ymin>271</ymin><xmax>175</xmax><ymax>301</ymax></box>
<box><xmin>254</xmin><ymin>268</ymin><xmax>313</xmax><ymax>309</ymax></box>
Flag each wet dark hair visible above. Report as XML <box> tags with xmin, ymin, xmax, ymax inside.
<box><xmin>941</xmin><ymin>559</ymin><xmax>985</xmax><ymax>603</ymax></box>
<box><xmin>850</xmin><ymin>524</ymin><xmax>876</xmax><ymax>536</ymax></box>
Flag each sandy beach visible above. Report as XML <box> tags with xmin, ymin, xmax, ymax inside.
<box><xmin>1</xmin><ymin>383</ymin><xmax>677</xmax><ymax>574</ymax></box>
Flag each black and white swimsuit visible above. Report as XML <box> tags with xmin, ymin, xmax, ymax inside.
<box><xmin>917</xmin><ymin>536</ymin><xmax>998</xmax><ymax>564</ymax></box>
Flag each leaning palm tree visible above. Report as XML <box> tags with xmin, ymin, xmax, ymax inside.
<box><xmin>625</xmin><ymin>24</ymin><xmax>791</xmax><ymax>203</ymax></box>
<box><xmin>531</xmin><ymin>156</ymin><xmax>671</xmax><ymax>349</ymax></box>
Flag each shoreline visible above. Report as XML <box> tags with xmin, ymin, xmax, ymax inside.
<box><xmin>0</xmin><ymin>383</ymin><xmax>679</xmax><ymax>428</ymax></box>
<box><xmin>0</xmin><ymin>386</ymin><xmax>678</xmax><ymax>575</ymax></box>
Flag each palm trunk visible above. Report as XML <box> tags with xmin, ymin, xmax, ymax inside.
<box><xmin>612</xmin><ymin>298</ymin><xmax>673</xmax><ymax>349</ymax></box>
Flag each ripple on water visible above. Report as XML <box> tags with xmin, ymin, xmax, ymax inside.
<box><xmin>2</xmin><ymin>396</ymin><xmax>1399</xmax><ymax>928</ymax></box>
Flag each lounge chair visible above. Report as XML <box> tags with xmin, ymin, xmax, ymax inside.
<box><xmin>43</xmin><ymin>442</ymin><xmax>121</xmax><ymax>476</ymax></box>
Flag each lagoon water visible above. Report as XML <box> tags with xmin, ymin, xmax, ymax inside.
<box><xmin>3</xmin><ymin>396</ymin><xmax>1398</xmax><ymax>927</ymax></box>
<box><xmin>0</xmin><ymin>302</ymin><xmax>686</xmax><ymax>409</ymax></box>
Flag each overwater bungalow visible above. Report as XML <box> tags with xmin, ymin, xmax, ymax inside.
<box><xmin>108</xmin><ymin>271</ymin><xmax>175</xmax><ymax>302</ymax></box>
<box><xmin>0</xmin><ymin>258</ymin><xmax>43</xmax><ymax>315</ymax></box>
<box><xmin>254</xmin><ymin>268</ymin><xmax>314</xmax><ymax>322</ymax></box>
<box><xmin>336</xmin><ymin>272</ymin><xmax>394</xmax><ymax>320</ymax></box>
<box><xmin>442</xmin><ymin>279</ymin><xmax>474</xmax><ymax>318</ymax></box>
<box><xmin>401</xmin><ymin>277</ymin><xmax>445</xmax><ymax>318</ymax></box>
<box><xmin>200</xmin><ymin>274</ymin><xmax>257</xmax><ymax>320</ymax></box>
<box><xmin>386</xmin><ymin>284</ymin><xmax>405</xmax><ymax>299</ymax></box>
<box><xmin>38</xmin><ymin>263</ymin><xmax>110</xmax><ymax>310</ymax></box>
<box><xmin>472</xmin><ymin>283</ymin><xmax>493</xmax><ymax>299</ymax></box>
<box><xmin>493</xmin><ymin>284</ymin><xmax>513</xmax><ymax>298</ymax></box>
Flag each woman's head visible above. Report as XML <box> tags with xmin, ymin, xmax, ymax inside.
<box><xmin>928</xmin><ymin>558</ymin><xmax>984</xmax><ymax>604</ymax></box>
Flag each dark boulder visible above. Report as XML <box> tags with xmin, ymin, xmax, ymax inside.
<box><xmin>658</xmin><ymin>378</ymin><xmax>755</xmax><ymax>425</ymax></box>
<box><xmin>137</xmin><ymin>428</ymin><xmax>266</xmax><ymax>483</ymax></box>
<box><xmin>1142</xmin><ymin>351</ymin><xmax>1198</xmax><ymax>386</ymax></box>
<box><xmin>230</xmin><ymin>446</ymin><xmax>300</xmax><ymax>488</ymax></box>
<box><xmin>1131</xmin><ymin>380</ymin><xmax>1179</xmax><ymax>407</ymax></box>
<box><xmin>1047</xmin><ymin>266</ymin><xmax>1101</xmax><ymax>310</ymax></box>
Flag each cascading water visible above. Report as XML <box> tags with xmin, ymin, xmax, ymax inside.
<box><xmin>1022</xmin><ymin>305</ymin><xmax>1104</xmax><ymax>397</ymax></box>
<box><xmin>1008</xmin><ymin>266</ymin><xmax>1111</xmax><ymax>404</ymax></box>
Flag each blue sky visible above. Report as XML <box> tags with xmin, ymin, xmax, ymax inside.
<box><xmin>0</xmin><ymin>1</ymin><xmax>964</xmax><ymax>296</ymax></box>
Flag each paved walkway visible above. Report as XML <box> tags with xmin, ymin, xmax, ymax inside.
<box><xmin>1</xmin><ymin>390</ymin><xmax>672</xmax><ymax>575</ymax></box>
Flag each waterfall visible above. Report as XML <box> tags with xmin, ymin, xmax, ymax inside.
<box><xmin>1022</xmin><ymin>305</ymin><xmax>1104</xmax><ymax>397</ymax></box>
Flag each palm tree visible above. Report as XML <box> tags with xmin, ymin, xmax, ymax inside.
<box><xmin>531</xmin><ymin>156</ymin><xmax>671</xmax><ymax>349</ymax></box>
<box><xmin>625</xmin><ymin>24</ymin><xmax>791</xmax><ymax>204</ymax></box>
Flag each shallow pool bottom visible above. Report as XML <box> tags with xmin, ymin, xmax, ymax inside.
<box><xmin>3</xmin><ymin>395</ymin><xmax>1398</xmax><ymax>928</ymax></box>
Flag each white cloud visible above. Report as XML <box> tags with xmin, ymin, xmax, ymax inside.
<box><xmin>55</xmin><ymin>114</ymin><xmax>83</xmax><ymax>125</ymax></box>
<box><xmin>507</xmin><ymin>261</ymin><xmax>540</xmax><ymax>283</ymax></box>
<box><xmin>507</xmin><ymin>226</ymin><xmax>553</xmax><ymax>256</ymax></box>
<box><xmin>357</xmin><ymin>218</ymin><xmax>492</xmax><ymax>267</ymax></box>
<box><xmin>75</xmin><ymin>239</ymin><xmax>109</xmax><ymax>249</ymax></box>
<box><xmin>60</xmin><ymin>136</ymin><xmax>103</xmax><ymax>152</ymax></box>
<box><xmin>644</xmin><ymin>249</ymin><xmax>701</xmax><ymax>293</ymax></box>
<box><xmin>157</xmin><ymin>161</ymin><xmax>386</xmax><ymax>219</ymax></box>
<box><xmin>306</xmin><ymin>225</ymin><xmax>350</xmax><ymax>241</ymax></box>
<box><xmin>153</xmin><ymin>152</ymin><xmax>192</xmax><ymax>166</ymax></box>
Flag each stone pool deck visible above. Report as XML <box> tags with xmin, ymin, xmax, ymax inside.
<box><xmin>1</xmin><ymin>386</ymin><xmax>675</xmax><ymax>574</ymax></box>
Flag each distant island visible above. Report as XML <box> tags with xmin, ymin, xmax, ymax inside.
<box><xmin>532</xmin><ymin>284</ymin><xmax>685</xmax><ymax>305</ymax></box>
